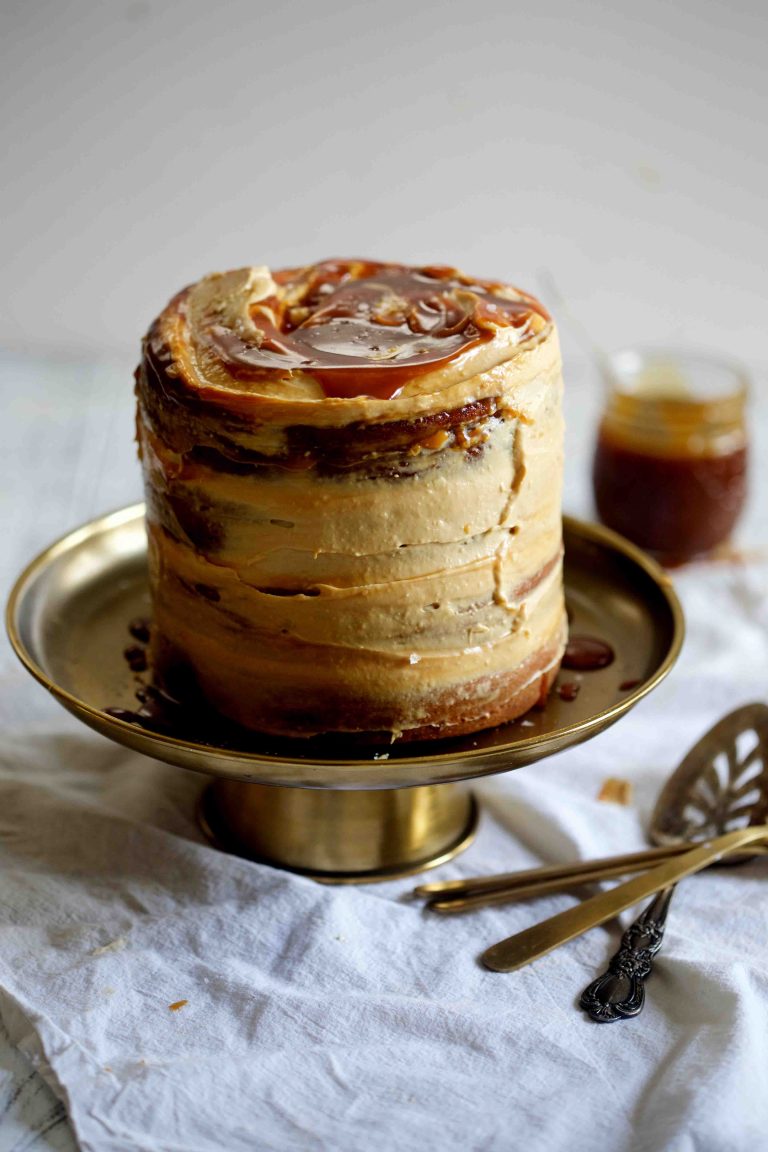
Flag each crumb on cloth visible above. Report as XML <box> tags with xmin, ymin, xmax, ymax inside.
<box><xmin>597</xmin><ymin>777</ymin><xmax>633</xmax><ymax>805</ymax></box>
<box><xmin>90</xmin><ymin>937</ymin><xmax>128</xmax><ymax>957</ymax></box>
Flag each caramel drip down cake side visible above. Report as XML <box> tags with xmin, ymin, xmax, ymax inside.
<box><xmin>135</xmin><ymin>259</ymin><xmax>567</xmax><ymax>739</ymax></box>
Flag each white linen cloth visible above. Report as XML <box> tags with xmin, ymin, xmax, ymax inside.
<box><xmin>1</xmin><ymin>351</ymin><xmax>767</xmax><ymax>1151</ymax></box>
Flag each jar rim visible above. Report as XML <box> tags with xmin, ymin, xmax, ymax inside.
<box><xmin>603</xmin><ymin>346</ymin><xmax>749</xmax><ymax>405</ymax></box>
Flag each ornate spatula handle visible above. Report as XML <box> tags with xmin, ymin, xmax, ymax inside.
<box><xmin>579</xmin><ymin>886</ymin><xmax>674</xmax><ymax>1022</ymax></box>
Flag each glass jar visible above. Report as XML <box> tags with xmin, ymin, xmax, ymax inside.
<box><xmin>592</xmin><ymin>349</ymin><xmax>748</xmax><ymax>565</ymax></box>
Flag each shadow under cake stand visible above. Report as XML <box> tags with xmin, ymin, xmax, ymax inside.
<box><xmin>7</xmin><ymin>505</ymin><xmax>683</xmax><ymax>883</ymax></box>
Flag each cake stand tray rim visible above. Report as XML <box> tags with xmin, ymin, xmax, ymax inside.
<box><xmin>6</xmin><ymin>503</ymin><xmax>684</xmax><ymax>787</ymax></box>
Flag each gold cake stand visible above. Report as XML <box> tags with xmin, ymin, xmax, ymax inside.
<box><xmin>6</xmin><ymin>505</ymin><xmax>683</xmax><ymax>882</ymax></box>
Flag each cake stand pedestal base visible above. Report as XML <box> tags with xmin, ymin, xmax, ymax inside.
<box><xmin>198</xmin><ymin>779</ymin><xmax>479</xmax><ymax>883</ymax></box>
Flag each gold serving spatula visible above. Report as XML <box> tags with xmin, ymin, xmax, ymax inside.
<box><xmin>482</xmin><ymin>703</ymin><xmax>768</xmax><ymax>978</ymax></box>
<box><xmin>417</xmin><ymin>702</ymin><xmax>768</xmax><ymax>914</ymax></box>
<box><xmin>579</xmin><ymin>702</ymin><xmax>768</xmax><ymax>1019</ymax></box>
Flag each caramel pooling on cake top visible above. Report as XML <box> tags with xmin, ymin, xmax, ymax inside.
<box><xmin>154</xmin><ymin>258</ymin><xmax>549</xmax><ymax>401</ymax></box>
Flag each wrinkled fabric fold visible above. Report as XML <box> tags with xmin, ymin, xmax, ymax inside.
<box><xmin>1</xmin><ymin>546</ymin><xmax>768</xmax><ymax>1152</ymax></box>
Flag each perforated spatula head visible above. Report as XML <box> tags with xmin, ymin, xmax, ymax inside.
<box><xmin>650</xmin><ymin>703</ymin><xmax>768</xmax><ymax>848</ymax></box>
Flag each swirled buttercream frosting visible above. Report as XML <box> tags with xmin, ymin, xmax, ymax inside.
<box><xmin>136</xmin><ymin>258</ymin><xmax>566</xmax><ymax>740</ymax></box>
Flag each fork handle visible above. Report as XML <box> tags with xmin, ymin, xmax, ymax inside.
<box><xmin>579</xmin><ymin>886</ymin><xmax>675</xmax><ymax>1022</ymax></box>
<box><xmin>419</xmin><ymin>845</ymin><xmax>767</xmax><ymax>911</ymax></box>
<box><xmin>414</xmin><ymin>842</ymin><xmax>691</xmax><ymax>898</ymax></box>
<box><xmin>426</xmin><ymin>857</ymin><xmax>664</xmax><ymax>912</ymax></box>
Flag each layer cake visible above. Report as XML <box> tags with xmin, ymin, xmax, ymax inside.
<box><xmin>136</xmin><ymin>259</ymin><xmax>566</xmax><ymax>740</ymax></box>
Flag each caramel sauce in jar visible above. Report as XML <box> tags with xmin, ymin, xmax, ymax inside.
<box><xmin>592</xmin><ymin>350</ymin><xmax>748</xmax><ymax>565</ymax></box>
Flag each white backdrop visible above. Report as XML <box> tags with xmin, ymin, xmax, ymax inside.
<box><xmin>1</xmin><ymin>6</ymin><xmax>768</xmax><ymax>1147</ymax></box>
<box><xmin>1</xmin><ymin>0</ymin><xmax>766</xmax><ymax>365</ymax></box>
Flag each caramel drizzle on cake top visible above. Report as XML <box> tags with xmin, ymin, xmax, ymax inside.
<box><xmin>184</xmin><ymin>259</ymin><xmax>550</xmax><ymax>400</ymax></box>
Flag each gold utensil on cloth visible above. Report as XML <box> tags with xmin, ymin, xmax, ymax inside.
<box><xmin>416</xmin><ymin>702</ymin><xmax>768</xmax><ymax>913</ymax></box>
<box><xmin>482</xmin><ymin>703</ymin><xmax>768</xmax><ymax>975</ymax></box>
<box><xmin>414</xmin><ymin>843</ymin><xmax>738</xmax><ymax>912</ymax></box>
<box><xmin>482</xmin><ymin>824</ymin><xmax>768</xmax><ymax>972</ymax></box>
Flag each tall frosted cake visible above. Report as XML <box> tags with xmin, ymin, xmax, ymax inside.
<box><xmin>136</xmin><ymin>259</ymin><xmax>566</xmax><ymax>740</ymax></box>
